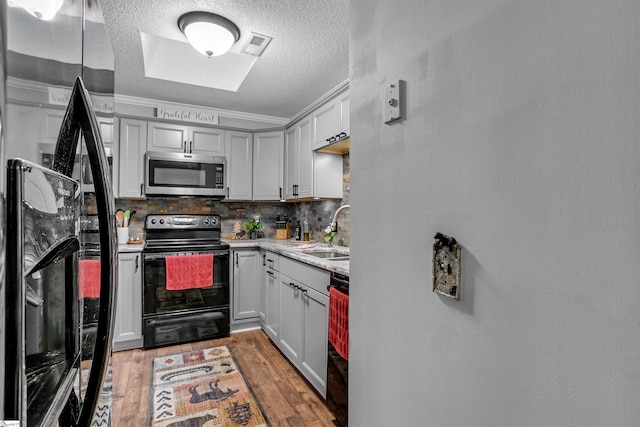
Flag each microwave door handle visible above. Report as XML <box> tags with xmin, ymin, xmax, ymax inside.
<box><xmin>62</xmin><ymin>78</ymin><xmax>117</xmax><ymax>427</ymax></box>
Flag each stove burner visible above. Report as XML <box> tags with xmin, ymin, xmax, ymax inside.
<box><xmin>144</xmin><ymin>214</ymin><xmax>227</xmax><ymax>253</ymax></box>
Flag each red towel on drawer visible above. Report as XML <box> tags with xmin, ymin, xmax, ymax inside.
<box><xmin>165</xmin><ymin>254</ymin><xmax>214</xmax><ymax>291</ymax></box>
<box><xmin>78</xmin><ymin>259</ymin><xmax>101</xmax><ymax>299</ymax></box>
<box><xmin>329</xmin><ymin>287</ymin><xmax>349</xmax><ymax>360</ymax></box>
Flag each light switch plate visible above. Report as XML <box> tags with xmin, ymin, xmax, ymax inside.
<box><xmin>432</xmin><ymin>233</ymin><xmax>461</xmax><ymax>300</ymax></box>
<box><xmin>384</xmin><ymin>79</ymin><xmax>404</xmax><ymax>124</ymax></box>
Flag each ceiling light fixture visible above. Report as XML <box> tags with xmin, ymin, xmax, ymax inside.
<box><xmin>8</xmin><ymin>0</ymin><xmax>63</xmax><ymax>20</ymax></box>
<box><xmin>178</xmin><ymin>11</ymin><xmax>241</xmax><ymax>58</ymax></box>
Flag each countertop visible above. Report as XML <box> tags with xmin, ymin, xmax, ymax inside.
<box><xmin>116</xmin><ymin>238</ymin><xmax>349</xmax><ymax>276</ymax></box>
<box><xmin>224</xmin><ymin>238</ymin><xmax>349</xmax><ymax>277</ymax></box>
<box><xmin>117</xmin><ymin>241</ymin><xmax>144</xmax><ymax>253</ymax></box>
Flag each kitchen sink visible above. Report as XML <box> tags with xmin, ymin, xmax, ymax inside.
<box><xmin>303</xmin><ymin>250</ymin><xmax>349</xmax><ymax>260</ymax></box>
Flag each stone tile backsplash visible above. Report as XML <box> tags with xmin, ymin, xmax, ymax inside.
<box><xmin>110</xmin><ymin>153</ymin><xmax>351</xmax><ymax>246</ymax></box>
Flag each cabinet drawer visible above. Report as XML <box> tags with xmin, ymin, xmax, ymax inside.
<box><xmin>264</xmin><ymin>251</ymin><xmax>280</xmax><ymax>271</ymax></box>
<box><xmin>280</xmin><ymin>256</ymin><xmax>330</xmax><ymax>296</ymax></box>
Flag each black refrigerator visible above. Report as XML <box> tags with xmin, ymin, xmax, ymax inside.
<box><xmin>1</xmin><ymin>1</ymin><xmax>117</xmax><ymax>425</ymax></box>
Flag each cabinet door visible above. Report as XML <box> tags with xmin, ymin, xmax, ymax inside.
<box><xmin>97</xmin><ymin>116</ymin><xmax>118</xmax><ymax>198</ymax></box>
<box><xmin>5</xmin><ymin>104</ymin><xmax>42</xmax><ymax>163</ymax></box>
<box><xmin>338</xmin><ymin>90</ymin><xmax>350</xmax><ymax>134</ymax></box>
<box><xmin>279</xmin><ymin>276</ymin><xmax>303</xmax><ymax>364</ymax></box>
<box><xmin>300</xmin><ymin>286</ymin><xmax>329</xmax><ymax>397</ymax></box>
<box><xmin>147</xmin><ymin>122</ymin><xmax>189</xmax><ymax>152</ymax></box>
<box><xmin>284</xmin><ymin>126</ymin><xmax>298</xmax><ymax>200</ymax></box>
<box><xmin>253</xmin><ymin>130</ymin><xmax>284</xmax><ymax>201</ymax></box>
<box><xmin>312</xmin><ymin>99</ymin><xmax>339</xmax><ymax>150</ymax></box>
<box><xmin>118</xmin><ymin>118</ymin><xmax>147</xmax><ymax>199</ymax></box>
<box><xmin>259</xmin><ymin>251</ymin><xmax>268</xmax><ymax>324</ymax></box>
<box><xmin>42</xmin><ymin>108</ymin><xmax>65</xmax><ymax>145</ymax></box>
<box><xmin>113</xmin><ymin>252</ymin><xmax>143</xmax><ymax>350</ymax></box>
<box><xmin>232</xmin><ymin>249</ymin><xmax>261</xmax><ymax>321</ymax></box>
<box><xmin>225</xmin><ymin>130</ymin><xmax>253</xmax><ymax>200</ymax></box>
<box><xmin>190</xmin><ymin>126</ymin><xmax>225</xmax><ymax>155</ymax></box>
<box><xmin>264</xmin><ymin>267</ymin><xmax>280</xmax><ymax>343</ymax></box>
<box><xmin>296</xmin><ymin>116</ymin><xmax>314</xmax><ymax>199</ymax></box>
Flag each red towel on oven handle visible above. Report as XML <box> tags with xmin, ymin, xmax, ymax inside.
<box><xmin>165</xmin><ymin>254</ymin><xmax>214</xmax><ymax>291</ymax></box>
<box><xmin>78</xmin><ymin>259</ymin><xmax>101</xmax><ymax>299</ymax></box>
<box><xmin>329</xmin><ymin>287</ymin><xmax>349</xmax><ymax>360</ymax></box>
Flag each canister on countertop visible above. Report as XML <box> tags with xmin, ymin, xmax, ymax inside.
<box><xmin>276</xmin><ymin>218</ymin><xmax>288</xmax><ymax>240</ymax></box>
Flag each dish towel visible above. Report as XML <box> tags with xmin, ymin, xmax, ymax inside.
<box><xmin>329</xmin><ymin>287</ymin><xmax>349</xmax><ymax>360</ymax></box>
<box><xmin>78</xmin><ymin>259</ymin><xmax>101</xmax><ymax>299</ymax></box>
<box><xmin>165</xmin><ymin>254</ymin><xmax>214</xmax><ymax>291</ymax></box>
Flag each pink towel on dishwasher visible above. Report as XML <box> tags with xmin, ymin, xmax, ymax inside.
<box><xmin>165</xmin><ymin>254</ymin><xmax>214</xmax><ymax>290</ymax></box>
<box><xmin>78</xmin><ymin>259</ymin><xmax>101</xmax><ymax>299</ymax></box>
<box><xmin>329</xmin><ymin>287</ymin><xmax>349</xmax><ymax>360</ymax></box>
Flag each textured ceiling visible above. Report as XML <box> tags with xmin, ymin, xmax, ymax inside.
<box><xmin>99</xmin><ymin>0</ymin><xmax>349</xmax><ymax>120</ymax></box>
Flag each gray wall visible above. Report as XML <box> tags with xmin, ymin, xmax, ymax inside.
<box><xmin>349</xmin><ymin>1</ymin><xmax>640</xmax><ymax>426</ymax></box>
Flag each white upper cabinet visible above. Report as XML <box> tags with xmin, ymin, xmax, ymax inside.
<box><xmin>225</xmin><ymin>130</ymin><xmax>253</xmax><ymax>200</ymax></box>
<box><xmin>312</xmin><ymin>88</ymin><xmax>350</xmax><ymax>151</ymax></box>
<box><xmin>312</xmin><ymin>101</ymin><xmax>340</xmax><ymax>150</ymax></box>
<box><xmin>118</xmin><ymin>118</ymin><xmax>147</xmax><ymax>199</ymax></box>
<box><xmin>253</xmin><ymin>130</ymin><xmax>285</xmax><ymax>201</ymax></box>
<box><xmin>338</xmin><ymin>90</ymin><xmax>350</xmax><ymax>136</ymax></box>
<box><xmin>285</xmin><ymin>116</ymin><xmax>314</xmax><ymax>199</ymax></box>
<box><xmin>189</xmin><ymin>126</ymin><xmax>225</xmax><ymax>155</ymax></box>
<box><xmin>147</xmin><ymin>121</ymin><xmax>225</xmax><ymax>155</ymax></box>
<box><xmin>284</xmin><ymin>126</ymin><xmax>298</xmax><ymax>200</ymax></box>
<box><xmin>286</xmin><ymin>115</ymin><xmax>342</xmax><ymax>201</ymax></box>
<box><xmin>297</xmin><ymin>117</ymin><xmax>314</xmax><ymax>199</ymax></box>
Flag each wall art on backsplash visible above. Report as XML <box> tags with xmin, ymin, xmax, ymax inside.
<box><xmin>432</xmin><ymin>232</ymin><xmax>461</xmax><ymax>300</ymax></box>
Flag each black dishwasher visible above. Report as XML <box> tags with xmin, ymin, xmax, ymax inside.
<box><xmin>327</xmin><ymin>272</ymin><xmax>349</xmax><ymax>427</ymax></box>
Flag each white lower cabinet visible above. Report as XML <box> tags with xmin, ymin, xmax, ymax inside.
<box><xmin>260</xmin><ymin>250</ymin><xmax>280</xmax><ymax>343</ymax></box>
<box><xmin>113</xmin><ymin>251</ymin><xmax>143</xmax><ymax>351</ymax></box>
<box><xmin>277</xmin><ymin>258</ymin><xmax>330</xmax><ymax>397</ymax></box>
<box><xmin>231</xmin><ymin>249</ymin><xmax>262</xmax><ymax>322</ymax></box>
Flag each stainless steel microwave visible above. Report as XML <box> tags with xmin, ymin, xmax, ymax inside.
<box><xmin>145</xmin><ymin>151</ymin><xmax>226</xmax><ymax>197</ymax></box>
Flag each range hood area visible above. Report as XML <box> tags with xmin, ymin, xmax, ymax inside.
<box><xmin>317</xmin><ymin>136</ymin><xmax>350</xmax><ymax>155</ymax></box>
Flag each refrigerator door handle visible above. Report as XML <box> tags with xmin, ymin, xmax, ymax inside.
<box><xmin>54</xmin><ymin>77</ymin><xmax>117</xmax><ymax>426</ymax></box>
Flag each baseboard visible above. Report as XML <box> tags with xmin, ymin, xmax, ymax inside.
<box><xmin>231</xmin><ymin>321</ymin><xmax>262</xmax><ymax>334</ymax></box>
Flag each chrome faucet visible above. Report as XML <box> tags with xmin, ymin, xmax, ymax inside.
<box><xmin>329</xmin><ymin>204</ymin><xmax>350</xmax><ymax>232</ymax></box>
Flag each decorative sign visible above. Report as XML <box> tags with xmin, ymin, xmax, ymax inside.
<box><xmin>48</xmin><ymin>87</ymin><xmax>114</xmax><ymax>113</ymax></box>
<box><xmin>156</xmin><ymin>104</ymin><xmax>219</xmax><ymax>125</ymax></box>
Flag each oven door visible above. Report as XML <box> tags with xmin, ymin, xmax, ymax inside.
<box><xmin>142</xmin><ymin>249</ymin><xmax>230</xmax><ymax>348</ymax></box>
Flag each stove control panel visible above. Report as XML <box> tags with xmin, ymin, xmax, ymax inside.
<box><xmin>146</xmin><ymin>214</ymin><xmax>221</xmax><ymax>230</ymax></box>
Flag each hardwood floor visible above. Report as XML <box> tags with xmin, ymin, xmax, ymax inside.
<box><xmin>111</xmin><ymin>329</ymin><xmax>338</xmax><ymax>426</ymax></box>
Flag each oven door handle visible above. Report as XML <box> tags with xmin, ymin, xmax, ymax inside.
<box><xmin>143</xmin><ymin>250</ymin><xmax>229</xmax><ymax>260</ymax></box>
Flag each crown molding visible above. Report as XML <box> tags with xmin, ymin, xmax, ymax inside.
<box><xmin>286</xmin><ymin>79</ymin><xmax>349</xmax><ymax>127</ymax></box>
<box><xmin>114</xmin><ymin>93</ymin><xmax>290</xmax><ymax>126</ymax></box>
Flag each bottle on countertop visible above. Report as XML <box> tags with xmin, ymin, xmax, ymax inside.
<box><xmin>302</xmin><ymin>211</ymin><xmax>310</xmax><ymax>241</ymax></box>
<box><xmin>294</xmin><ymin>221</ymin><xmax>301</xmax><ymax>240</ymax></box>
